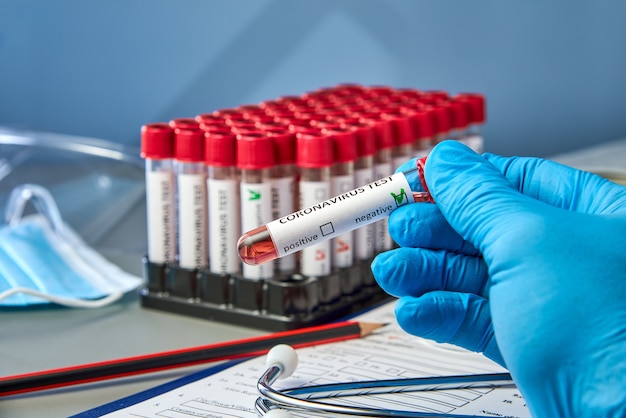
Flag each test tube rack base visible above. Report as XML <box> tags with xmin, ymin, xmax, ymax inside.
<box><xmin>140</xmin><ymin>257</ymin><xmax>392</xmax><ymax>331</ymax></box>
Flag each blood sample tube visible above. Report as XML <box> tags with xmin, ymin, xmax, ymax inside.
<box><xmin>174</xmin><ymin>127</ymin><xmax>207</xmax><ymax>269</ymax></box>
<box><xmin>265</xmin><ymin>128</ymin><xmax>297</xmax><ymax>274</ymax></box>
<box><xmin>446</xmin><ymin>98</ymin><xmax>469</xmax><ymax>142</ymax></box>
<box><xmin>358</xmin><ymin>113</ymin><xmax>395</xmax><ymax>253</ymax></box>
<box><xmin>294</xmin><ymin>131</ymin><xmax>334</xmax><ymax>277</ymax></box>
<box><xmin>323</xmin><ymin>127</ymin><xmax>358</xmax><ymax>270</ymax></box>
<box><xmin>381</xmin><ymin>108</ymin><xmax>415</xmax><ymax>170</ymax></box>
<box><xmin>401</xmin><ymin>107</ymin><xmax>434</xmax><ymax>158</ymax></box>
<box><xmin>454</xmin><ymin>93</ymin><xmax>486</xmax><ymax>153</ymax></box>
<box><xmin>237</xmin><ymin>157</ymin><xmax>432</xmax><ymax>266</ymax></box>
<box><xmin>205</xmin><ymin>131</ymin><xmax>240</xmax><ymax>275</ymax></box>
<box><xmin>141</xmin><ymin>123</ymin><xmax>176</xmax><ymax>265</ymax></box>
<box><xmin>237</xmin><ymin>133</ymin><xmax>275</xmax><ymax>280</ymax></box>
<box><xmin>342</xmin><ymin>119</ymin><xmax>377</xmax><ymax>262</ymax></box>
<box><xmin>425</xmin><ymin>103</ymin><xmax>451</xmax><ymax>146</ymax></box>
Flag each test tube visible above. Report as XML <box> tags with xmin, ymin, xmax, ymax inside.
<box><xmin>454</xmin><ymin>93</ymin><xmax>486</xmax><ymax>153</ymax></box>
<box><xmin>294</xmin><ymin>131</ymin><xmax>334</xmax><ymax>277</ymax></box>
<box><xmin>424</xmin><ymin>103</ymin><xmax>451</xmax><ymax>146</ymax></box>
<box><xmin>237</xmin><ymin>132</ymin><xmax>275</xmax><ymax>280</ymax></box>
<box><xmin>342</xmin><ymin>119</ymin><xmax>377</xmax><ymax>262</ymax></box>
<box><xmin>358</xmin><ymin>113</ymin><xmax>395</xmax><ymax>253</ymax></box>
<box><xmin>381</xmin><ymin>108</ymin><xmax>415</xmax><ymax>170</ymax></box>
<box><xmin>205</xmin><ymin>131</ymin><xmax>240</xmax><ymax>275</ymax></box>
<box><xmin>265</xmin><ymin>128</ymin><xmax>297</xmax><ymax>274</ymax></box>
<box><xmin>174</xmin><ymin>127</ymin><xmax>208</xmax><ymax>269</ymax></box>
<box><xmin>445</xmin><ymin>98</ymin><xmax>469</xmax><ymax>143</ymax></box>
<box><xmin>323</xmin><ymin>127</ymin><xmax>358</xmax><ymax>271</ymax></box>
<box><xmin>237</xmin><ymin>157</ymin><xmax>432</xmax><ymax>266</ymax></box>
<box><xmin>141</xmin><ymin>123</ymin><xmax>176</xmax><ymax>265</ymax></box>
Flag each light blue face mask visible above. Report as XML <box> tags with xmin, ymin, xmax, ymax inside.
<box><xmin>0</xmin><ymin>184</ymin><xmax>142</xmax><ymax>308</ymax></box>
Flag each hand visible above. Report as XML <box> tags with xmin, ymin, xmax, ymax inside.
<box><xmin>372</xmin><ymin>140</ymin><xmax>626</xmax><ymax>416</ymax></box>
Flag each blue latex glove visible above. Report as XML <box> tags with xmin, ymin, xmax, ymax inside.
<box><xmin>372</xmin><ymin>140</ymin><xmax>626</xmax><ymax>416</ymax></box>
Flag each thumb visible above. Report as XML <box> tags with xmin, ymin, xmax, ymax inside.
<box><xmin>424</xmin><ymin>141</ymin><xmax>540</xmax><ymax>254</ymax></box>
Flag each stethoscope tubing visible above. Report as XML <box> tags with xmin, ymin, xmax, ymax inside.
<box><xmin>257</xmin><ymin>365</ymin><xmax>515</xmax><ymax>417</ymax></box>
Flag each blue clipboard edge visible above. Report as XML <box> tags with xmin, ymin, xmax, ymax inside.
<box><xmin>68</xmin><ymin>358</ymin><xmax>251</xmax><ymax>417</ymax></box>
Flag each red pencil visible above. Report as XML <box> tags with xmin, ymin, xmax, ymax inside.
<box><xmin>0</xmin><ymin>321</ymin><xmax>384</xmax><ymax>397</ymax></box>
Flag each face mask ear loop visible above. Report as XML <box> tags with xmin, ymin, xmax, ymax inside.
<box><xmin>0</xmin><ymin>287</ymin><xmax>124</xmax><ymax>308</ymax></box>
<box><xmin>4</xmin><ymin>184</ymin><xmax>67</xmax><ymax>239</ymax></box>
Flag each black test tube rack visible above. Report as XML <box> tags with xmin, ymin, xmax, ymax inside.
<box><xmin>140</xmin><ymin>257</ymin><xmax>391</xmax><ymax>331</ymax></box>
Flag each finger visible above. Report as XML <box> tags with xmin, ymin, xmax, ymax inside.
<box><xmin>395</xmin><ymin>291</ymin><xmax>504</xmax><ymax>366</ymax></box>
<box><xmin>425</xmin><ymin>141</ymin><xmax>543</xmax><ymax>254</ymax></box>
<box><xmin>371</xmin><ymin>247</ymin><xmax>489</xmax><ymax>297</ymax></box>
<box><xmin>388</xmin><ymin>202</ymin><xmax>479</xmax><ymax>256</ymax></box>
<box><xmin>484</xmin><ymin>153</ymin><xmax>626</xmax><ymax>215</ymax></box>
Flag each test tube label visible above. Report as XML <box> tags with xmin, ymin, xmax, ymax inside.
<box><xmin>353</xmin><ymin>167</ymin><xmax>375</xmax><ymax>260</ymax></box>
<box><xmin>241</xmin><ymin>182</ymin><xmax>274</xmax><ymax>279</ymax></box>
<box><xmin>146</xmin><ymin>170</ymin><xmax>176</xmax><ymax>264</ymax></box>
<box><xmin>208</xmin><ymin>178</ymin><xmax>240</xmax><ymax>274</ymax></box>
<box><xmin>268</xmin><ymin>172</ymin><xmax>413</xmax><ymax>262</ymax></box>
<box><xmin>373</xmin><ymin>161</ymin><xmax>394</xmax><ymax>252</ymax></box>
<box><xmin>177</xmin><ymin>173</ymin><xmax>207</xmax><ymax>269</ymax></box>
<box><xmin>331</xmin><ymin>173</ymin><xmax>355</xmax><ymax>268</ymax></box>
<box><xmin>271</xmin><ymin>176</ymin><xmax>296</xmax><ymax>272</ymax></box>
<box><xmin>298</xmin><ymin>180</ymin><xmax>332</xmax><ymax>277</ymax></box>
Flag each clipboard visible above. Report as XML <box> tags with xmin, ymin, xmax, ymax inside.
<box><xmin>69</xmin><ymin>359</ymin><xmax>250</xmax><ymax>417</ymax></box>
<box><xmin>69</xmin><ymin>301</ymin><xmax>529</xmax><ymax>418</ymax></box>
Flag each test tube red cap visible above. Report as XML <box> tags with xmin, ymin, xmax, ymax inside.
<box><xmin>381</xmin><ymin>109</ymin><xmax>414</xmax><ymax>146</ymax></box>
<box><xmin>454</xmin><ymin>93</ymin><xmax>486</xmax><ymax>124</ymax></box>
<box><xmin>174</xmin><ymin>127</ymin><xmax>204</xmax><ymax>162</ymax></box>
<box><xmin>426</xmin><ymin>104</ymin><xmax>451</xmax><ymax>135</ymax></box>
<box><xmin>196</xmin><ymin>113</ymin><xmax>227</xmax><ymax>128</ymax></box>
<box><xmin>421</xmin><ymin>90</ymin><xmax>450</xmax><ymax>101</ymax></box>
<box><xmin>296</xmin><ymin>132</ymin><xmax>334</xmax><ymax>168</ymax></box>
<box><xmin>358</xmin><ymin>113</ymin><xmax>394</xmax><ymax>150</ymax></box>
<box><xmin>236</xmin><ymin>133</ymin><xmax>275</xmax><ymax>169</ymax></box>
<box><xmin>340</xmin><ymin>118</ymin><xmax>377</xmax><ymax>158</ymax></box>
<box><xmin>213</xmin><ymin>108</ymin><xmax>246</xmax><ymax>121</ymax></box>
<box><xmin>204</xmin><ymin>131</ymin><xmax>236</xmax><ymax>167</ymax></box>
<box><xmin>169</xmin><ymin>118</ymin><xmax>200</xmax><ymax>130</ymax></box>
<box><xmin>265</xmin><ymin>128</ymin><xmax>296</xmax><ymax>165</ymax></box>
<box><xmin>401</xmin><ymin>108</ymin><xmax>434</xmax><ymax>140</ymax></box>
<box><xmin>141</xmin><ymin>123</ymin><xmax>175</xmax><ymax>159</ymax></box>
<box><xmin>447</xmin><ymin>99</ymin><xmax>469</xmax><ymax>130</ymax></box>
<box><xmin>322</xmin><ymin>127</ymin><xmax>357</xmax><ymax>163</ymax></box>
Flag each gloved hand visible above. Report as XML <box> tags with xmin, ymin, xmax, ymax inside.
<box><xmin>372</xmin><ymin>140</ymin><xmax>626</xmax><ymax>417</ymax></box>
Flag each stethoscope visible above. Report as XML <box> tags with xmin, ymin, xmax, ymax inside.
<box><xmin>256</xmin><ymin>344</ymin><xmax>515</xmax><ymax>417</ymax></box>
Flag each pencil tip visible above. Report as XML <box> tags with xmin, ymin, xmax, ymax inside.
<box><xmin>358</xmin><ymin>322</ymin><xmax>388</xmax><ymax>336</ymax></box>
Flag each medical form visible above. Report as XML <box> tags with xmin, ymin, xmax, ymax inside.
<box><xmin>98</xmin><ymin>301</ymin><xmax>529</xmax><ymax>418</ymax></box>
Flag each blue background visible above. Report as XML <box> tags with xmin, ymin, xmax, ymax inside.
<box><xmin>1</xmin><ymin>0</ymin><xmax>626</xmax><ymax>157</ymax></box>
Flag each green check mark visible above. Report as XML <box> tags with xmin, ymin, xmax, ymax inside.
<box><xmin>391</xmin><ymin>188</ymin><xmax>406</xmax><ymax>205</ymax></box>
<box><xmin>248</xmin><ymin>189</ymin><xmax>261</xmax><ymax>200</ymax></box>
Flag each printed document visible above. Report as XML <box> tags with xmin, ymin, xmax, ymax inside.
<box><xmin>102</xmin><ymin>301</ymin><xmax>529</xmax><ymax>417</ymax></box>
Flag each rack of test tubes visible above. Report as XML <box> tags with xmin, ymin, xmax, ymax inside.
<box><xmin>139</xmin><ymin>83</ymin><xmax>486</xmax><ymax>330</ymax></box>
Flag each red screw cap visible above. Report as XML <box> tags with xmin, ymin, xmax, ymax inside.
<box><xmin>339</xmin><ymin>118</ymin><xmax>377</xmax><ymax>158</ymax></box>
<box><xmin>169</xmin><ymin>118</ymin><xmax>200</xmax><ymax>130</ymax></box>
<box><xmin>322</xmin><ymin>127</ymin><xmax>357</xmax><ymax>163</ymax></box>
<box><xmin>174</xmin><ymin>127</ymin><xmax>204</xmax><ymax>162</ymax></box>
<box><xmin>454</xmin><ymin>93</ymin><xmax>486</xmax><ymax>124</ymax></box>
<box><xmin>204</xmin><ymin>131</ymin><xmax>236</xmax><ymax>167</ymax></box>
<box><xmin>265</xmin><ymin>128</ymin><xmax>296</xmax><ymax>165</ymax></box>
<box><xmin>141</xmin><ymin>123</ymin><xmax>174</xmax><ymax>159</ymax></box>
<box><xmin>380</xmin><ymin>108</ymin><xmax>414</xmax><ymax>146</ymax></box>
<box><xmin>358</xmin><ymin>112</ymin><xmax>394</xmax><ymax>150</ymax></box>
<box><xmin>236</xmin><ymin>132</ymin><xmax>275</xmax><ymax>170</ymax></box>
<box><xmin>296</xmin><ymin>131</ymin><xmax>334</xmax><ymax>168</ymax></box>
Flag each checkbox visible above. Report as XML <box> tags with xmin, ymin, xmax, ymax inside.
<box><xmin>320</xmin><ymin>222</ymin><xmax>335</xmax><ymax>236</ymax></box>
